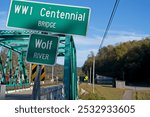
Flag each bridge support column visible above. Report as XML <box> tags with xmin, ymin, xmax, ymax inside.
<box><xmin>13</xmin><ymin>65</ymin><xmax>19</xmax><ymax>85</ymax></box>
<box><xmin>2</xmin><ymin>49</ymin><xmax>13</xmax><ymax>84</ymax></box>
<box><xmin>0</xmin><ymin>56</ymin><xmax>5</xmax><ymax>84</ymax></box>
<box><xmin>64</xmin><ymin>36</ymin><xmax>78</xmax><ymax>100</ymax></box>
<box><xmin>8</xmin><ymin>50</ymin><xmax>13</xmax><ymax>84</ymax></box>
<box><xmin>18</xmin><ymin>53</ymin><xmax>28</xmax><ymax>86</ymax></box>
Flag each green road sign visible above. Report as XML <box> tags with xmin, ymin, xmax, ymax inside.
<box><xmin>26</xmin><ymin>34</ymin><xmax>59</xmax><ymax>66</ymax></box>
<box><xmin>7</xmin><ymin>0</ymin><xmax>90</xmax><ymax>36</ymax></box>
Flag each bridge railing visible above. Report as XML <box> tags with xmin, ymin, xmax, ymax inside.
<box><xmin>40</xmin><ymin>85</ymin><xmax>64</xmax><ymax>100</ymax></box>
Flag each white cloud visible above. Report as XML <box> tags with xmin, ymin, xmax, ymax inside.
<box><xmin>74</xmin><ymin>30</ymin><xmax>149</xmax><ymax>48</ymax></box>
<box><xmin>103</xmin><ymin>32</ymin><xmax>149</xmax><ymax>46</ymax></box>
<box><xmin>73</xmin><ymin>36</ymin><xmax>100</xmax><ymax>67</ymax></box>
<box><xmin>74</xmin><ymin>36</ymin><xmax>101</xmax><ymax>47</ymax></box>
<box><xmin>76</xmin><ymin>48</ymin><xmax>98</xmax><ymax>67</ymax></box>
<box><xmin>56</xmin><ymin>48</ymin><xmax>98</xmax><ymax>67</ymax></box>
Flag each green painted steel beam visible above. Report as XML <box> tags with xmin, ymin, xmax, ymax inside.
<box><xmin>18</xmin><ymin>53</ymin><xmax>23</xmax><ymax>85</ymax></box>
<box><xmin>64</xmin><ymin>35</ymin><xmax>78</xmax><ymax>100</ymax></box>
<box><xmin>19</xmin><ymin>53</ymin><xmax>28</xmax><ymax>84</ymax></box>
<box><xmin>2</xmin><ymin>49</ymin><xmax>12</xmax><ymax>84</ymax></box>
<box><xmin>64</xmin><ymin>36</ymin><xmax>71</xmax><ymax>100</ymax></box>
<box><xmin>0</xmin><ymin>43</ymin><xmax>22</xmax><ymax>54</ymax></box>
<box><xmin>12</xmin><ymin>45</ymin><xmax>27</xmax><ymax>48</ymax></box>
<box><xmin>2</xmin><ymin>42</ymin><xmax>28</xmax><ymax>45</ymax></box>
<box><xmin>70</xmin><ymin>37</ymin><xmax>77</xmax><ymax>100</ymax></box>
<box><xmin>0</xmin><ymin>38</ymin><xmax>29</xmax><ymax>43</ymax></box>
<box><xmin>58</xmin><ymin>46</ymin><xmax>65</xmax><ymax>50</ymax></box>
<box><xmin>13</xmin><ymin>65</ymin><xmax>19</xmax><ymax>85</ymax></box>
<box><xmin>73</xmin><ymin>47</ymin><xmax>78</xmax><ymax>99</ymax></box>
<box><xmin>0</xmin><ymin>35</ymin><xmax>28</xmax><ymax>39</ymax></box>
<box><xmin>0</xmin><ymin>56</ymin><xmax>6</xmax><ymax>83</ymax></box>
<box><xmin>0</xmin><ymin>30</ymin><xmax>38</xmax><ymax>35</ymax></box>
<box><xmin>70</xmin><ymin>40</ymin><xmax>74</xmax><ymax>99</ymax></box>
<box><xmin>0</xmin><ymin>35</ymin><xmax>29</xmax><ymax>39</ymax></box>
<box><xmin>8</xmin><ymin>49</ymin><xmax>13</xmax><ymax>84</ymax></box>
<box><xmin>59</xmin><ymin>37</ymin><xmax>65</xmax><ymax>42</ymax></box>
<box><xmin>58</xmin><ymin>49</ymin><xmax>65</xmax><ymax>53</ymax></box>
<box><xmin>12</xmin><ymin>45</ymin><xmax>28</xmax><ymax>51</ymax></box>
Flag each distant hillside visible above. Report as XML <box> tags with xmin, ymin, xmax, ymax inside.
<box><xmin>45</xmin><ymin>64</ymin><xmax>84</xmax><ymax>80</ymax></box>
<box><xmin>45</xmin><ymin>64</ymin><xmax>64</xmax><ymax>79</ymax></box>
<box><xmin>83</xmin><ymin>37</ymin><xmax>150</xmax><ymax>83</ymax></box>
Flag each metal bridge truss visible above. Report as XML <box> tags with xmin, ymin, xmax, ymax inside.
<box><xmin>0</xmin><ymin>30</ymin><xmax>78</xmax><ymax>100</ymax></box>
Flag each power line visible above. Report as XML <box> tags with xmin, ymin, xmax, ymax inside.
<box><xmin>99</xmin><ymin>0</ymin><xmax>120</xmax><ymax>49</ymax></box>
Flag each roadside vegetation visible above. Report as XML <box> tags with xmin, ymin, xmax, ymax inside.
<box><xmin>79</xmin><ymin>83</ymin><xmax>125</xmax><ymax>100</ymax></box>
<box><xmin>133</xmin><ymin>90</ymin><xmax>150</xmax><ymax>100</ymax></box>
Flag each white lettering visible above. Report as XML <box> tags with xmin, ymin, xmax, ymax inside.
<box><xmin>15</xmin><ymin>5</ymin><xmax>33</xmax><ymax>15</ymax></box>
<box><xmin>46</xmin><ymin>10</ymin><xmax>50</xmax><ymax>17</ymax></box>
<box><xmin>15</xmin><ymin>5</ymin><xmax>21</xmax><ymax>14</ymax></box>
<box><xmin>60</xmin><ymin>12</ymin><xmax>65</xmax><ymax>19</ymax></box>
<box><xmin>30</xmin><ymin>7</ymin><xmax>33</xmax><ymax>15</ymax></box>
<box><xmin>35</xmin><ymin>39</ymin><xmax>53</xmax><ymax>50</ymax></box>
<box><xmin>40</xmin><ymin>8</ymin><xmax>46</xmax><ymax>17</ymax></box>
<box><xmin>35</xmin><ymin>39</ymin><xmax>42</xmax><ymax>48</ymax></box>
<box><xmin>33</xmin><ymin>52</ymin><xmax>49</xmax><ymax>60</ymax></box>
<box><xmin>38</xmin><ymin>21</ymin><xmax>56</xmax><ymax>29</ymax></box>
<box><xmin>39</xmin><ymin>8</ymin><xmax>87</xmax><ymax>22</ymax></box>
<box><xmin>22</xmin><ymin>6</ymin><xmax>29</xmax><ymax>14</ymax></box>
<box><xmin>41</xmin><ymin>42</ymin><xmax>46</xmax><ymax>49</ymax></box>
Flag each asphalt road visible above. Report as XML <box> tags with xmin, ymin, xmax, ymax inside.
<box><xmin>122</xmin><ymin>86</ymin><xmax>150</xmax><ymax>100</ymax></box>
<box><xmin>125</xmin><ymin>86</ymin><xmax>150</xmax><ymax>91</ymax></box>
<box><xmin>122</xmin><ymin>90</ymin><xmax>133</xmax><ymax>100</ymax></box>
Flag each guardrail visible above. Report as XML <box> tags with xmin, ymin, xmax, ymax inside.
<box><xmin>40</xmin><ymin>85</ymin><xmax>64</xmax><ymax>100</ymax></box>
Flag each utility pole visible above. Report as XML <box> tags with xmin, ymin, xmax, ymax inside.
<box><xmin>51</xmin><ymin>66</ymin><xmax>54</xmax><ymax>82</ymax></box>
<box><xmin>56</xmin><ymin>76</ymin><xmax>58</xmax><ymax>84</ymax></box>
<box><xmin>90</xmin><ymin>67</ymin><xmax>92</xmax><ymax>84</ymax></box>
<box><xmin>92</xmin><ymin>55</ymin><xmax>95</xmax><ymax>93</ymax></box>
<box><xmin>29</xmin><ymin>64</ymin><xmax>32</xmax><ymax>84</ymax></box>
<box><xmin>87</xmin><ymin>70</ymin><xmax>89</xmax><ymax>80</ymax></box>
<box><xmin>123</xmin><ymin>71</ymin><xmax>125</xmax><ymax>81</ymax></box>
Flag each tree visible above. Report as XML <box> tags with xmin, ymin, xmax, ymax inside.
<box><xmin>82</xmin><ymin>37</ymin><xmax>150</xmax><ymax>83</ymax></box>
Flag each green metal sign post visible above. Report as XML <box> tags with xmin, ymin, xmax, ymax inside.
<box><xmin>26</xmin><ymin>34</ymin><xmax>59</xmax><ymax>66</ymax></box>
<box><xmin>7</xmin><ymin>0</ymin><xmax>90</xmax><ymax>36</ymax></box>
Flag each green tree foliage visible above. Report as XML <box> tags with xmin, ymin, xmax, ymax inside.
<box><xmin>82</xmin><ymin>38</ymin><xmax>150</xmax><ymax>83</ymax></box>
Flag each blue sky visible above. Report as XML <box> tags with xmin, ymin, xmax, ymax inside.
<box><xmin>0</xmin><ymin>0</ymin><xmax>150</xmax><ymax>67</ymax></box>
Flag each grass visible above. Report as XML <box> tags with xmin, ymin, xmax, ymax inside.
<box><xmin>133</xmin><ymin>90</ymin><xmax>150</xmax><ymax>100</ymax></box>
<box><xmin>79</xmin><ymin>83</ymin><xmax>125</xmax><ymax>100</ymax></box>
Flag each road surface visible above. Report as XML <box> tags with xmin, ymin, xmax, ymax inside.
<box><xmin>5</xmin><ymin>89</ymin><xmax>32</xmax><ymax>100</ymax></box>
